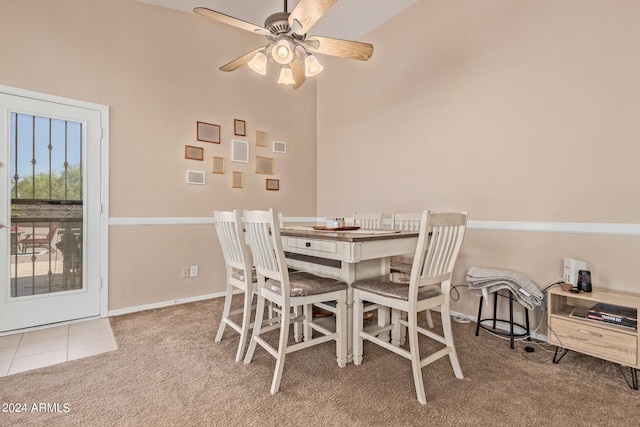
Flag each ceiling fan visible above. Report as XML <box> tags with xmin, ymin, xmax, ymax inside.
<box><xmin>194</xmin><ymin>0</ymin><xmax>374</xmax><ymax>89</ymax></box>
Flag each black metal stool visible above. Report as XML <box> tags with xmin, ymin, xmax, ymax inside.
<box><xmin>475</xmin><ymin>289</ymin><xmax>531</xmax><ymax>349</ymax></box>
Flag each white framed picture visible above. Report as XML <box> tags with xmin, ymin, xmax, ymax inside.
<box><xmin>273</xmin><ymin>141</ymin><xmax>287</xmax><ymax>154</ymax></box>
<box><xmin>186</xmin><ymin>170</ymin><xmax>205</xmax><ymax>185</ymax></box>
<box><xmin>231</xmin><ymin>139</ymin><xmax>249</xmax><ymax>163</ymax></box>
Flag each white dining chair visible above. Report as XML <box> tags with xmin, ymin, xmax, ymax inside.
<box><xmin>243</xmin><ymin>209</ymin><xmax>348</xmax><ymax>394</ymax></box>
<box><xmin>213</xmin><ymin>210</ymin><xmax>257</xmax><ymax>362</ymax></box>
<box><xmin>390</xmin><ymin>212</ymin><xmax>422</xmax><ymax>275</ymax></box>
<box><xmin>391</xmin><ymin>212</ymin><xmax>434</xmax><ymax>336</ymax></box>
<box><xmin>353</xmin><ymin>211</ymin><xmax>468</xmax><ymax>405</ymax></box>
<box><xmin>352</xmin><ymin>212</ymin><xmax>383</xmax><ymax>230</ymax></box>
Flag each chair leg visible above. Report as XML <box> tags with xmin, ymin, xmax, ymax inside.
<box><xmin>270</xmin><ymin>305</ymin><xmax>291</xmax><ymax>395</ymax></box>
<box><xmin>293</xmin><ymin>305</ymin><xmax>303</xmax><ymax>342</ymax></box>
<box><xmin>336</xmin><ymin>292</ymin><xmax>348</xmax><ymax>368</ymax></box>
<box><xmin>407</xmin><ymin>310</ymin><xmax>427</xmax><ymax>405</ymax></box>
<box><xmin>243</xmin><ymin>293</ymin><xmax>266</xmax><ymax>365</ymax></box>
<box><xmin>425</xmin><ymin>309</ymin><xmax>434</xmax><ymax>329</ymax></box>
<box><xmin>442</xmin><ymin>302</ymin><xmax>464</xmax><ymax>379</ymax></box>
<box><xmin>215</xmin><ymin>283</ymin><xmax>234</xmax><ymax>342</ymax></box>
<box><xmin>377</xmin><ymin>306</ymin><xmax>390</xmax><ymax>343</ymax></box>
<box><xmin>353</xmin><ymin>293</ymin><xmax>364</xmax><ymax>365</ymax></box>
<box><xmin>391</xmin><ymin>309</ymin><xmax>404</xmax><ymax>346</ymax></box>
<box><xmin>303</xmin><ymin>304</ymin><xmax>312</xmax><ymax>342</ymax></box>
<box><xmin>235</xmin><ymin>287</ymin><xmax>253</xmax><ymax>362</ymax></box>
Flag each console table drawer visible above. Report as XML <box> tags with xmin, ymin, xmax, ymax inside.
<box><xmin>550</xmin><ymin>317</ymin><xmax>637</xmax><ymax>366</ymax></box>
<box><xmin>286</xmin><ymin>237</ymin><xmax>337</xmax><ymax>254</ymax></box>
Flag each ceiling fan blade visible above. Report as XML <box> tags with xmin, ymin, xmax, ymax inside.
<box><xmin>290</xmin><ymin>60</ymin><xmax>307</xmax><ymax>90</ymax></box>
<box><xmin>194</xmin><ymin>7</ymin><xmax>271</xmax><ymax>36</ymax></box>
<box><xmin>288</xmin><ymin>0</ymin><xmax>337</xmax><ymax>36</ymax></box>
<box><xmin>305</xmin><ymin>36</ymin><xmax>374</xmax><ymax>61</ymax></box>
<box><xmin>219</xmin><ymin>48</ymin><xmax>264</xmax><ymax>72</ymax></box>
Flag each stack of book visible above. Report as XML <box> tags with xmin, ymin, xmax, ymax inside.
<box><xmin>587</xmin><ymin>302</ymin><xmax>637</xmax><ymax>329</ymax></box>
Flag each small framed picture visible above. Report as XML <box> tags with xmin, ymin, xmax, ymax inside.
<box><xmin>266</xmin><ymin>179</ymin><xmax>279</xmax><ymax>191</ymax></box>
<box><xmin>231</xmin><ymin>140</ymin><xmax>249</xmax><ymax>163</ymax></box>
<box><xmin>185</xmin><ymin>145</ymin><xmax>204</xmax><ymax>161</ymax></box>
<box><xmin>255</xmin><ymin>156</ymin><xmax>274</xmax><ymax>175</ymax></box>
<box><xmin>196</xmin><ymin>122</ymin><xmax>220</xmax><ymax>143</ymax></box>
<box><xmin>255</xmin><ymin>130</ymin><xmax>267</xmax><ymax>147</ymax></box>
<box><xmin>212</xmin><ymin>156</ymin><xmax>225</xmax><ymax>174</ymax></box>
<box><xmin>232</xmin><ymin>171</ymin><xmax>244</xmax><ymax>188</ymax></box>
<box><xmin>186</xmin><ymin>170</ymin><xmax>205</xmax><ymax>185</ymax></box>
<box><xmin>273</xmin><ymin>141</ymin><xmax>287</xmax><ymax>154</ymax></box>
<box><xmin>234</xmin><ymin>119</ymin><xmax>246</xmax><ymax>136</ymax></box>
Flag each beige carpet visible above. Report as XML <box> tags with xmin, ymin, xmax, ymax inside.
<box><xmin>1</xmin><ymin>297</ymin><xmax>638</xmax><ymax>426</ymax></box>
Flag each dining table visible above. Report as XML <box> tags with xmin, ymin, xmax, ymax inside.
<box><xmin>280</xmin><ymin>225</ymin><xmax>419</xmax><ymax>362</ymax></box>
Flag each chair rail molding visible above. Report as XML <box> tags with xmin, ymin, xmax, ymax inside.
<box><xmin>108</xmin><ymin>217</ymin><xmax>640</xmax><ymax>237</ymax></box>
<box><xmin>467</xmin><ymin>220</ymin><xmax>640</xmax><ymax>237</ymax></box>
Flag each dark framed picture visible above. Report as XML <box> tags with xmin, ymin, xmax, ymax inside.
<box><xmin>234</xmin><ymin>119</ymin><xmax>246</xmax><ymax>136</ymax></box>
<box><xmin>185</xmin><ymin>145</ymin><xmax>204</xmax><ymax>161</ymax></box>
<box><xmin>266</xmin><ymin>178</ymin><xmax>279</xmax><ymax>191</ymax></box>
<box><xmin>196</xmin><ymin>121</ymin><xmax>220</xmax><ymax>143</ymax></box>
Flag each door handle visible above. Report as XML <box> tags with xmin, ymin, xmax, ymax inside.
<box><xmin>0</xmin><ymin>222</ymin><xmax>6</xmax><ymax>229</ymax></box>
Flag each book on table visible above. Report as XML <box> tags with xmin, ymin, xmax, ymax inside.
<box><xmin>587</xmin><ymin>302</ymin><xmax>637</xmax><ymax>329</ymax></box>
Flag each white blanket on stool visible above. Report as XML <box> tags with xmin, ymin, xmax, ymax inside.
<box><xmin>466</xmin><ymin>266</ymin><xmax>543</xmax><ymax>310</ymax></box>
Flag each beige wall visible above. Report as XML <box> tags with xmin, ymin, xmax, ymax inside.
<box><xmin>3</xmin><ymin>0</ymin><xmax>640</xmax><ymax>323</ymax></box>
<box><xmin>317</xmin><ymin>0</ymin><xmax>640</xmax><ymax>324</ymax></box>
<box><xmin>0</xmin><ymin>0</ymin><xmax>318</xmax><ymax>310</ymax></box>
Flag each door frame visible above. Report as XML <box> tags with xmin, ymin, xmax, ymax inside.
<box><xmin>0</xmin><ymin>84</ymin><xmax>109</xmax><ymax>329</ymax></box>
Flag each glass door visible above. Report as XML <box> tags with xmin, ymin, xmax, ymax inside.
<box><xmin>0</xmin><ymin>91</ymin><xmax>103</xmax><ymax>332</ymax></box>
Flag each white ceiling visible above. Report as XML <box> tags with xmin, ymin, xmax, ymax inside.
<box><xmin>136</xmin><ymin>0</ymin><xmax>418</xmax><ymax>41</ymax></box>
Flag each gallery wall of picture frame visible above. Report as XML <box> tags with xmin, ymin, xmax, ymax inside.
<box><xmin>186</xmin><ymin>118</ymin><xmax>288</xmax><ymax>190</ymax></box>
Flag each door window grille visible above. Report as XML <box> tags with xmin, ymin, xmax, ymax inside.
<box><xmin>9</xmin><ymin>113</ymin><xmax>84</xmax><ymax>297</ymax></box>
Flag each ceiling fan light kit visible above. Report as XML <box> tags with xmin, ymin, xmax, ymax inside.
<box><xmin>277</xmin><ymin>66</ymin><xmax>296</xmax><ymax>85</ymax></box>
<box><xmin>194</xmin><ymin>0</ymin><xmax>373</xmax><ymax>89</ymax></box>
<box><xmin>304</xmin><ymin>54</ymin><xmax>323</xmax><ymax>77</ymax></box>
<box><xmin>272</xmin><ymin>38</ymin><xmax>294</xmax><ymax>64</ymax></box>
<box><xmin>248</xmin><ymin>51</ymin><xmax>268</xmax><ymax>75</ymax></box>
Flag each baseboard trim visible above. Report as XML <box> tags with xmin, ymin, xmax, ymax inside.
<box><xmin>108</xmin><ymin>292</ymin><xmax>225</xmax><ymax>317</ymax></box>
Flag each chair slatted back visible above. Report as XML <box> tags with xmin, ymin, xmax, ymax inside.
<box><xmin>213</xmin><ymin>210</ymin><xmax>251</xmax><ymax>273</ymax></box>
<box><xmin>352</xmin><ymin>212</ymin><xmax>383</xmax><ymax>230</ymax></box>
<box><xmin>410</xmin><ymin>211</ymin><xmax>468</xmax><ymax>292</ymax></box>
<box><xmin>243</xmin><ymin>209</ymin><xmax>288</xmax><ymax>290</ymax></box>
<box><xmin>391</xmin><ymin>212</ymin><xmax>422</xmax><ymax>231</ymax></box>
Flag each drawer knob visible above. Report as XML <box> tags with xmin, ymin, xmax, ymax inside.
<box><xmin>305</xmin><ymin>242</ymin><xmax>311</xmax><ymax>247</ymax></box>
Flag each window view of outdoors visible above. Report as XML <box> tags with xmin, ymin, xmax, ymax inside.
<box><xmin>9</xmin><ymin>113</ymin><xmax>84</xmax><ymax>297</ymax></box>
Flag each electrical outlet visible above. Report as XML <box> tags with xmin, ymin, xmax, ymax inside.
<box><xmin>181</xmin><ymin>267</ymin><xmax>190</xmax><ymax>279</ymax></box>
<box><xmin>190</xmin><ymin>265</ymin><xmax>199</xmax><ymax>277</ymax></box>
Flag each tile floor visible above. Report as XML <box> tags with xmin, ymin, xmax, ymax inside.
<box><xmin>0</xmin><ymin>318</ymin><xmax>117</xmax><ymax>377</ymax></box>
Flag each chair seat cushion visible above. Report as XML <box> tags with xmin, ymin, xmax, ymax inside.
<box><xmin>266</xmin><ymin>272</ymin><xmax>347</xmax><ymax>297</ymax></box>
<box><xmin>231</xmin><ymin>267</ymin><xmax>257</xmax><ymax>283</ymax></box>
<box><xmin>352</xmin><ymin>275</ymin><xmax>441</xmax><ymax>301</ymax></box>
